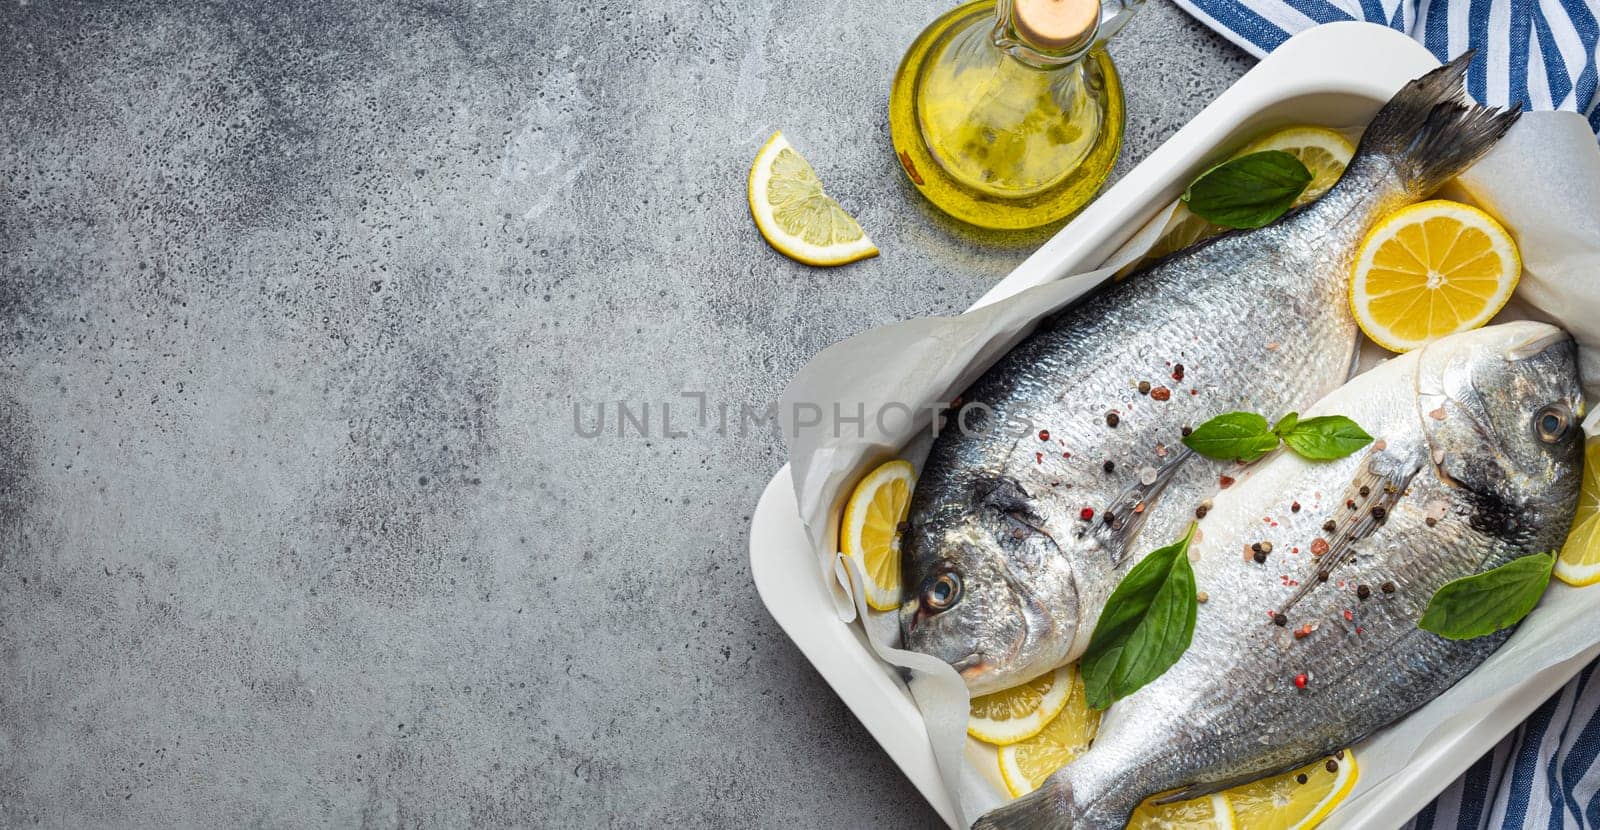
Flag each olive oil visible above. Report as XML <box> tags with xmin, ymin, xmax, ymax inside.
<box><xmin>889</xmin><ymin>0</ymin><xmax>1134</xmax><ymax>230</ymax></box>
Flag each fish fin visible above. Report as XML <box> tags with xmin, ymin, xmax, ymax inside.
<box><xmin>1353</xmin><ymin>51</ymin><xmax>1520</xmax><ymax>197</ymax></box>
<box><xmin>972</xmin><ymin>770</ymin><xmax>1137</xmax><ymax>830</ymax></box>
<box><xmin>973</xmin><ymin>773</ymin><xmax>1077</xmax><ymax>830</ymax></box>
<box><xmin>1094</xmin><ymin>448</ymin><xmax>1196</xmax><ymax>566</ymax></box>
<box><xmin>1278</xmin><ymin>456</ymin><xmax>1420</xmax><ymax>616</ymax></box>
<box><xmin>1345</xmin><ymin>339</ymin><xmax>1364</xmax><ymax>381</ymax></box>
<box><xmin>1152</xmin><ymin>752</ymin><xmax>1351</xmax><ymax>805</ymax></box>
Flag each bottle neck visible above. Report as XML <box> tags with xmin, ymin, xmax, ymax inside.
<box><xmin>992</xmin><ymin>0</ymin><xmax>1144</xmax><ymax>69</ymax></box>
<box><xmin>991</xmin><ymin>0</ymin><xmax>1098</xmax><ymax>68</ymax></box>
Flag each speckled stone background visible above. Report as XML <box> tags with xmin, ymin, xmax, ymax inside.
<box><xmin>0</xmin><ymin>1</ymin><xmax>1249</xmax><ymax>825</ymax></box>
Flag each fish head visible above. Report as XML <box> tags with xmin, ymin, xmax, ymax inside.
<box><xmin>1418</xmin><ymin>321</ymin><xmax>1586</xmax><ymax>548</ymax></box>
<box><xmin>899</xmin><ymin>474</ymin><xmax>1077</xmax><ymax>695</ymax></box>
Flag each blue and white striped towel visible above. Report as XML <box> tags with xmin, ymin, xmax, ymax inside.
<box><xmin>1404</xmin><ymin>660</ymin><xmax>1600</xmax><ymax>828</ymax></box>
<box><xmin>1164</xmin><ymin>3</ymin><xmax>1600</xmax><ymax>826</ymax></box>
<box><xmin>1169</xmin><ymin>0</ymin><xmax>1600</xmax><ymax>134</ymax></box>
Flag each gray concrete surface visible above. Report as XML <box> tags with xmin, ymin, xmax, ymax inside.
<box><xmin>0</xmin><ymin>1</ymin><xmax>1249</xmax><ymax>825</ymax></box>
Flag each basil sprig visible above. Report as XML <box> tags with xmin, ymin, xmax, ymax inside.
<box><xmin>1420</xmin><ymin>552</ymin><xmax>1555</xmax><ymax>640</ymax></box>
<box><xmin>1183</xmin><ymin>150</ymin><xmax>1313</xmax><ymax>229</ymax></box>
<box><xmin>1081</xmin><ymin>524</ymin><xmax>1199</xmax><ymax>710</ymax></box>
<box><xmin>1182</xmin><ymin>411</ymin><xmax>1373</xmax><ymax>463</ymax></box>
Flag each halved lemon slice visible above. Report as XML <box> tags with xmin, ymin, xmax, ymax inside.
<box><xmin>1142</xmin><ymin>126</ymin><xmax>1351</xmax><ymax>266</ymax></box>
<box><xmin>1230</xmin><ymin>752</ymin><xmax>1358</xmax><ymax>830</ymax></box>
<box><xmin>1141</xmin><ymin>203</ymin><xmax>1223</xmax><ymax>264</ymax></box>
<box><xmin>840</xmin><ymin>460</ymin><xmax>914</xmax><ymax>611</ymax></box>
<box><xmin>748</xmin><ymin>131</ymin><xmax>878</xmax><ymax>267</ymax></box>
<box><xmin>1350</xmin><ymin>200</ymin><xmax>1521</xmax><ymax>353</ymax></box>
<box><xmin>1130</xmin><ymin>793</ymin><xmax>1238</xmax><ymax>830</ymax></box>
<box><xmin>997</xmin><ymin>669</ymin><xmax>1101</xmax><ymax>796</ymax></box>
<box><xmin>1556</xmin><ymin>435</ymin><xmax>1600</xmax><ymax>586</ymax></box>
<box><xmin>969</xmin><ymin>665</ymin><xmax>1076</xmax><ymax>745</ymax></box>
<box><xmin>1243</xmin><ymin>126</ymin><xmax>1355</xmax><ymax>205</ymax></box>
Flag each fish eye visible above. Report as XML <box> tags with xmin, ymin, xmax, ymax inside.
<box><xmin>924</xmin><ymin>572</ymin><xmax>963</xmax><ymax>611</ymax></box>
<box><xmin>1535</xmin><ymin>405</ymin><xmax>1572</xmax><ymax>444</ymax></box>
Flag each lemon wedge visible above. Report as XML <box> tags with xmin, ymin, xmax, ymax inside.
<box><xmin>840</xmin><ymin>460</ymin><xmax>914</xmax><ymax>611</ymax></box>
<box><xmin>1230</xmin><ymin>752</ymin><xmax>1358</xmax><ymax>830</ymax></box>
<box><xmin>748</xmin><ymin>131</ymin><xmax>878</xmax><ymax>267</ymax></box>
<box><xmin>1350</xmin><ymin>200</ymin><xmax>1521</xmax><ymax>353</ymax></box>
<box><xmin>969</xmin><ymin>665</ymin><xmax>1076</xmax><ymax>745</ymax></box>
<box><xmin>1556</xmin><ymin>435</ymin><xmax>1600</xmax><ymax>586</ymax></box>
<box><xmin>997</xmin><ymin>669</ymin><xmax>1101</xmax><ymax>796</ymax></box>
<box><xmin>1130</xmin><ymin>793</ymin><xmax>1237</xmax><ymax>830</ymax></box>
<box><xmin>1243</xmin><ymin>126</ymin><xmax>1355</xmax><ymax>205</ymax></box>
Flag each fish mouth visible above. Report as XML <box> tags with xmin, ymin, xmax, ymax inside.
<box><xmin>952</xmin><ymin>653</ymin><xmax>989</xmax><ymax>680</ymax></box>
<box><xmin>1505</xmin><ymin>327</ymin><xmax>1573</xmax><ymax>361</ymax></box>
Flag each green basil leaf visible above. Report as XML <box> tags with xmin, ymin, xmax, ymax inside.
<box><xmin>1081</xmin><ymin>524</ymin><xmax>1199</xmax><ymax>710</ymax></box>
<box><xmin>1419</xmin><ymin>552</ymin><xmax>1555</xmax><ymax>640</ymax></box>
<box><xmin>1272</xmin><ymin>411</ymin><xmax>1300</xmax><ymax>437</ymax></box>
<box><xmin>1281</xmin><ymin>415</ymin><xmax>1375</xmax><ymax>460</ymax></box>
<box><xmin>1181</xmin><ymin>412</ymin><xmax>1281</xmax><ymax>462</ymax></box>
<box><xmin>1182</xmin><ymin>150</ymin><xmax>1313</xmax><ymax>229</ymax></box>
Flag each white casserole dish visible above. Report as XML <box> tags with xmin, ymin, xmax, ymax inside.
<box><xmin>749</xmin><ymin>21</ymin><xmax>1600</xmax><ymax>828</ymax></box>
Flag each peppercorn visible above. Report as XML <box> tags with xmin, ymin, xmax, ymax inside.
<box><xmin>1195</xmin><ymin>501</ymin><xmax>1211</xmax><ymax>519</ymax></box>
<box><xmin>1106</xmin><ymin>412</ymin><xmax>1120</xmax><ymax>428</ymax></box>
<box><xmin>1172</xmin><ymin>364</ymin><xmax>1186</xmax><ymax>381</ymax></box>
<box><xmin>1181</xmin><ymin>425</ymin><xmax>1193</xmax><ymax>437</ymax></box>
<box><xmin>1296</xmin><ymin>774</ymin><xmax>1309</xmax><ymax>785</ymax></box>
<box><xmin>1323</xmin><ymin>520</ymin><xmax>1337</xmax><ymax>533</ymax></box>
<box><xmin>1151</xmin><ymin>386</ymin><xmax>1172</xmax><ymax>401</ymax></box>
<box><xmin>1325</xmin><ymin>759</ymin><xmax>1339</xmax><ymax>773</ymax></box>
<box><xmin>1359</xmin><ymin>485</ymin><xmax>1371</xmax><ymax>497</ymax></box>
<box><xmin>1196</xmin><ymin>591</ymin><xmax>1209</xmax><ymax>603</ymax></box>
<box><xmin>1357</xmin><ymin>584</ymin><xmax>1371</xmax><ymax>600</ymax></box>
<box><xmin>1079</xmin><ymin>507</ymin><xmax>1094</xmax><ymax>521</ymax></box>
<box><xmin>1425</xmin><ymin>517</ymin><xmax>1439</xmax><ymax>527</ymax></box>
<box><xmin>1291</xmin><ymin>501</ymin><xmax>1301</xmax><ymax>513</ymax></box>
<box><xmin>1259</xmin><ymin>541</ymin><xmax>1274</xmax><ymax>554</ymax></box>
<box><xmin>1103</xmin><ymin>460</ymin><xmax>1115</xmax><ymax>474</ymax></box>
<box><xmin>1038</xmin><ymin>429</ymin><xmax>1050</xmax><ymax>441</ymax></box>
<box><xmin>1317</xmin><ymin>570</ymin><xmax>1330</xmax><ymax>582</ymax></box>
<box><xmin>1273</xmin><ymin>612</ymin><xmax>1287</xmax><ymax>626</ymax></box>
<box><xmin>1138</xmin><ymin>381</ymin><xmax>1151</xmax><ymax>395</ymax></box>
<box><xmin>1371</xmin><ymin>505</ymin><xmax>1388</xmax><ymax>521</ymax></box>
<box><xmin>1381</xmin><ymin>581</ymin><xmax>1396</xmax><ymax>594</ymax></box>
<box><xmin>1253</xmin><ymin>550</ymin><xmax>1268</xmax><ymax>564</ymax></box>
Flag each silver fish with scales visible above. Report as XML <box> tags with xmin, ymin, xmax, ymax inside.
<box><xmin>899</xmin><ymin>55</ymin><xmax>1521</xmax><ymax>695</ymax></box>
<box><xmin>975</xmin><ymin>321</ymin><xmax>1585</xmax><ymax>828</ymax></box>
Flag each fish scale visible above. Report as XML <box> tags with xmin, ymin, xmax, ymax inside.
<box><xmin>901</xmin><ymin>55</ymin><xmax>1521</xmax><ymax>696</ymax></box>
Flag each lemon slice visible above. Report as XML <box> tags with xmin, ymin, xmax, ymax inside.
<box><xmin>1243</xmin><ymin>126</ymin><xmax>1356</xmax><ymax>205</ymax></box>
<box><xmin>840</xmin><ymin>460</ymin><xmax>914</xmax><ymax>611</ymax></box>
<box><xmin>997</xmin><ymin>669</ymin><xmax>1101</xmax><ymax>796</ymax></box>
<box><xmin>1130</xmin><ymin>793</ymin><xmax>1238</xmax><ymax>830</ymax></box>
<box><xmin>1143</xmin><ymin>126</ymin><xmax>1351</xmax><ymax>265</ymax></box>
<box><xmin>748</xmin><ymin>131</ymin><xmax>878</xmax><ymax>267</ymax></box>
<box><xmin>969</xmin><ymin>665</ymin><xmax>1076</xmax><ymax>745</ymax></box>
<box><xmin>1230</xmin><ymin>752</ymin><xmax>1358</xmax><ymax>830</ymax></box>
<box><xmin>1141</xmin><ymin>203</ymin><xmax>1224</xmax><ymax>264</ymax></box>
<box><xmin>1556</xmin><ymin>435</ymin><xmax>1600</xmax><ymax>586</ymax></box>
<box><xmin>1350</xmin><ymin>200</ymin><xmax>1521</xmax><ymax>353</ymax></box>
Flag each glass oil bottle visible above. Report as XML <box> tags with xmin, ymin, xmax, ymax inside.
<box><xmin>889</xmin><ymin>0</ymin><xmax>1143</xmax><ymax>230</ymax></box>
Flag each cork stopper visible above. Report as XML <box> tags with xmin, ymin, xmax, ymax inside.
<box><xmin>1011</xmin><ymin>0</ymin><xmax>1099</xmax><ymax>51</ymax></box>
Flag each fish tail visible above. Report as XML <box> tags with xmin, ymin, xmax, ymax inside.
<box><xmin>1354</xmin><ymin>51</ymin><xmax>1520</xmax><ymax>196</ymax></box>
<box><xmin>970</xmin><ymin>772</ymin><xmax>1135</xmax><ymax>830</ymax></box>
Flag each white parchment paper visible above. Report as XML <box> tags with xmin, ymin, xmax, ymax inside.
<box><xmin>780</xmin><ymin>112</ymin><xmax>1600</xmax><ymax>828</ymax></box>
